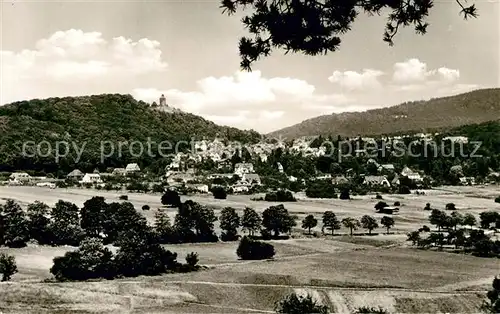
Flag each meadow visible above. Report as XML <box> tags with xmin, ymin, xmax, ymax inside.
<box><xmin>0</xmin><ymin>185</ymin><xmax>499</xmax><ymax>313</ymax></box>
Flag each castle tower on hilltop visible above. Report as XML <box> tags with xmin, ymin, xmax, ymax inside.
<box><xmin>159</xmin><ymin>94</ymin><xmax>167</xmax><ymax>106</ymax></box>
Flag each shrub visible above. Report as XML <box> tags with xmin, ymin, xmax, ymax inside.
<box><xmin>0</xmin><ymin>253</ymin><xmax>17</xmax><ymax>281</ymax></box>
<box><xmin>355</xmin><ymin>306</ymin><xmax>388</xmax><ymax>314</ymax></box>
<box><xmin>142</xmin><ymin>205</ymin><xmax>150</xmax><ymax>211</ymax></box>
<box><xmin>374</xmin><ymin>201</ymin><xmax>388</xmax><ymax>212</ymax></box>
<box><xmin>236</xmin><ymin>236</ymin><xmax>275</xmax><ymax>260</ymax></box>
<box><xmin>375</xmin><ymin>193</ymin><xmax>383</xmax><ymax>199</ymax></box>
<box><xmin>264</xmin><ymin>190</ymin><xmax>296</xmax><ymax>202</ymax></box>
<box><xmin>161</xmin><ymin>190</ymin><xmax>181</xmax><ymax>207</ymax></box>
<box><xmin>394</xmin><ymin>201</ymin><xmax>401</xmax><ymax>206</ymax></box>
<box><xmin>339</xmin><ymin>189</ymin><xmax>351</xmax><ymax>199</ymax></box>
<box><xmin>446</xmin><ymin>203</ymin><xmax>456</xmax><ymax>211</ymax></box>
<box><xmin>275</xmin><ymin>292</ymin><xmax>329</xmax><ymax>314</ymax></box>
<box><xmin>185</xmin><ymin>252</ymin><xmax>200</xmax><ymax>271</ymax></box>
<box><xmin>119</xmin><ymin>195</ymin><xmax>128</xmax><ymax>200</ymax></box>
<box><xmin>495</xmin><ymin>196</ymin><xmax>500</xmax><ymax>204</ymax></box>
<box><xmin>305</xmin><ymin>181</ymin><xmax>337</xmax><ymax>198</ymax></box>
<box><xmin>212</xmin><ymin>186</ymin><xmax>227</xmax><ymax>199</ymax></box>
<box><xmin>420</xmin><ymin>225</ymin><xmax>431</xmax><ymax>232</ymax></box>
<box><xmin>397</xmin><ymin>185</ymin><xmax>411</xmax><ymax>194</ymax></box>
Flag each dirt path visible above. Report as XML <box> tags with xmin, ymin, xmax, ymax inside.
<box><xmin>164</xmin><ymin>280</ymin><xmax>487</xmax><ymax>294</ymax></box>
<box><xmin>430</xmin><ymin>277</ymin><xmax>495</xmax><ymax>292</ymax></box>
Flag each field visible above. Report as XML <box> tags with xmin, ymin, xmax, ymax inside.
<box><xmin>0</xmin><ymin>185</ymin><xmax>499</xmax><ymax>313</ymax></box>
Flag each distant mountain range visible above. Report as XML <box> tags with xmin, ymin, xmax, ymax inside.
<box><xmin>268</xmin><ymin>88</ymin><xmax>500</xmax><ymax>139</ymax></box>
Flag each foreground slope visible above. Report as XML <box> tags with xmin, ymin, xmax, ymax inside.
<box><xmin>269</xmin><ymin>88</ymin><xmax>500</xmax><ymax>138</ymax></box>
<box><xmin>0</xmin><ymin>94</ymin><xmax>260</xmax><ymax>172</ymax></box>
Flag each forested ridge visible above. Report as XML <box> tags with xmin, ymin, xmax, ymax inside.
<box><xmin>0</xmin><ymin>94</ymin><xmax>260</xmax><ymax>173</ymax></box>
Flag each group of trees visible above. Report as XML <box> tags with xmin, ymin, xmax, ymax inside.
<box><xmin>300</xmin><ymin>212</ymin><xmax>395</xmax><ymax>236</ymax></box>
<box><xmin>51</xmin><ymin>234</ymin><xmax>199</xmax><ymax>281</ymax></box>
<box><xmin>407</xmin><ymin>207</ymin><xmax>500</xmax><ymax>258</ymax></box>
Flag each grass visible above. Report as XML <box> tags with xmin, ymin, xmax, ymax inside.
<box><xmin>0</xmin><ymin>185</ymin><xmax>499</xmax><ymax>313</ymax></box>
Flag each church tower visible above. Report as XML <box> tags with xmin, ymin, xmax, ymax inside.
<box><xmin>159</xmin><ymin>94</ymin><xmax>167</xmax><ymax>106</ymax></box>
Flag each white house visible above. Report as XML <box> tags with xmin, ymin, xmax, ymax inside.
<box><xmin>243</xmin><ymin>173</ymin><xmax>261</xmax><ymax>185</ymax></box>
<box><xmin>379</xmin><ymin>164</ymin><xmax>395</xmax><ymax>172</ymax></box>
<box><xmin>67</xmin><ymin>169</ymin><xmax>84</xmax><ymax>181</ymax></box>
<box><xmin>443</xmin><ymin>136</ymin><xmax>468</xmax><ymax>144</ymax></box>
<box><xmin>125</xmin><ymin>163</ymin><xmax>141</xmax><ymax>174</ymax></box>
<box><xmin>231</xmin><ymin>182</ymin><xmax>250</xmax><ymax>193</ymax></box>
<box><xmin>112</xmin><ymin>168</ymin><xmax>127</xmax><ymax>176</ymax></box>
<box><xmin>187</xmin><ymin>183</ymin><xmax>209</xmax><ymax>193</ymax></box>
<box><xmin>36</xmin><ymin>182</ymin><xmax>56</xmax><ymax>189</ymax></box>
<box><xmin>234</xmin><ymin>163</ymin><xmax>254</xmax><ymax>176</ymax></box>
<box><xmin>80</xmin><ymin>173</ymin><xmax>103</xmax><ymax>184</ymax></box>
<box><xmin>332</xmin><ymin>175</ymin><xmax>349</xmax><ymax>185</ymax></box>
<box><xmin>401</xmin><ymin>166</ymin><xmax>423</xmax><ymax>182</ymax></box>
<box><xmin>363</xmin><ymin>175</ymin><xmax>391</xmax><ymax>187</ymax></box>
<box><xmin>9</xmin><ymin>172</ymin><xmax>31</xmax><ymax>185</ymax></box>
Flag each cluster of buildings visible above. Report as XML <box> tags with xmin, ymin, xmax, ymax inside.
<box><xmin>3</xmin><ymin>131</ymin><xmax>498</xmax><ymax>192</ymax></box>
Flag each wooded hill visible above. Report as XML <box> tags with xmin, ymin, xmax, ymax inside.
<box><xmin>0</xmin><ymin>94</ymin><xmax>260</xmax><ymax>174</ymax></box>
<box><xmin>268</xmin><ymin>88</ymin><xmax>500</xmax><ymax>139</ymax></box>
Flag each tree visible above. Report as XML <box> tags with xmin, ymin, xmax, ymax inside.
<box><xmin>241</xmin><ymin>207</ymin><xmax>261</xmax><ymax>236</ymax></box>
<box><xmin>424</xmin><ymin>203</ymin><xmax>432</xmax><ymax>211</ymax></box>
<box><xmin>50</xmin><ymin>237</ymin><xmax>115</xmax><ymax>281</ymax></box>
<box><xmin>322</xmin><ymin>211</ymin><xmax>340</xmax><ymax>235</ymax></box>
<box><xmin>407</xmin><ymin>231</ymin><xmax>421</xmax><ymax>246</ymax></box>
<box><xmin>482</xmin><ymin>276</ymin><xmax>500</xmax><ymax>313</ymax></box>
<box><xmin>428</xmin><ymin>232</ymin><xmax>445</xmax><ymax>249</ymax></box>
<box><xmin>212</xmin><ymin>186</ymin><xmax>227</xmax><ymax>199</ymax></box>
<box><xmin>142</xmin><ymin>205</ymin><xmax>150</xmax><ymax>211</ymax></box>
<box><xmin>495</xmin><ymin>196</ymin><xmax>500</xmax><ymax>204</ymax></box>
<box><xmin>342</xmin><ymin>217</ymin><xmax>360</xmax><ymax>236</ymax></box>
<box><xmin>380</xmin><ymin>216</ymin><xmax>395</xmax><ymax>234</ymax></box>
<box><xmin>219</xmin><ymin>207</ymin><xmax>241</xmax><ymax>241</ymax></box>
<box><xmin>174</xmin><ymin>201</ymin><xmax>218</xmax><ymax>242</ymax></box>
<box><xmin>302</xmin><ymin>214</ymin><xmax>318</xmax><ymax>234</ymax></box>
<box><xmin>374</xmin><ymin>201</ymin><xmax>388</xmax><ymax>212</ymax></box>
<box><xmin>429</xmin><ymin>209</ymin><xmax>448</xmax><ymax>232</ymax></box>
<box><xmin>339</xmin><ymin>189</ymin><xmax>350</xmax><ymax>200</ymax></box>
<box><xmin>479</xmin><ymin>211</ymin><xmax>500</xmax><ymax>229</ymax></box>
<box><xmin>275</xmin><ymin>292</ymin><xmax>329</xmax><ymax>314</ymax></box>
<box><xmin>154</xmin><ymin>209</ymin><xmax>174</xmax><ymax>243</ymax></box>
<box><xmin>221</xmin><ymin>0</ymin><xmax>478</xmax><ymax>71</ymax></box>
<box><xmin>445</xmin><ymin>203</ymin><xmax>456</xmax><ymax>211</ymax></box>
<box><xmin>49</xmin><ymin>200</ymin><xmax>84</xmax><ymax>246</ymax></box>
<box><xmin>0</xmin><ymin>253</ymin><xmax>17</xmax><ymax>281</ymax></box>
<box><xmin>185</xmin><ymin>252</ymin><xmax>200</xmax><ymax>270</ymax></box>
<box><xmin>161</xmin><ymin>190</ymin><xmax>181</xmax><ymax>207</ymax></box>
<box><xmin>0</xmin><ymin>199</ymin><xmax>30</xmax><ymax>248</ymax></box>
<box><xmin>236</xmin><ymin>236</ymin><xmax>275</xmax><ymax>260</ymax></box>
<box><xmin>262</xmin><ymin>204</ymin><xmax>297</xmax><ymax>237</ymax></box>
<box><xmin>26</xmin><ymin>201</ymin><xmax>51</xmax><ymax>245</ymax></box>
<box><xmin>361</xmin><ymin>215</ymin><xmax>378</xmax><ymax>235</ymax></box>
<box><xmin>450</xmin><ymin>211</ymin><xmax>464</xmax><ymax>230</ymax></box>
<box><xmin>103</xmin><ymin>202</ymin><xmax>147</xmax><ymax>245</ymax></box>
<box><xmin>463</xmin><ymin>213</ymin><xmax>477</xmax><ymax>228</ymax></box>
<box><xmin>113</xmin><ymin>227</ymin><xmax>179</xmax><ymax>277</ymax></box>
<box><xmin>81</xmin><ymin>196</ymin><xmax>108</xmax><ymax>236</ymax></box>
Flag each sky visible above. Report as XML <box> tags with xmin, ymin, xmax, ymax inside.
<box><xmin>1</xmin><ymin>0</ymin><xmax>499</xmax><ymax>133</ymax></box>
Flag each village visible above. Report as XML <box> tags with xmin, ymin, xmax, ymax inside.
<box><xmin>3</xmin><ymin>132</ymin><xmax>496</xmax><ymax>196</ymax></box>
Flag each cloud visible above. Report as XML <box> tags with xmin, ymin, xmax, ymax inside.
<box><xmin>392</xmin><ymin>58</ymin><xmax>434</xmax><ymax>83</ymax></box>
<box><xmin>1</xmin><ymin>29</ymin><xmax>167</xmax><ymax>104</ymax></box>
<box><xmin>132</xmin><ymin>71</ymin><xmax>353</xmax><ymax>131</ymax></box>
<box><xmin>328</xmin><ymin>69</ymin><xmax>384</xmax><ymax>90</ymax></box>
